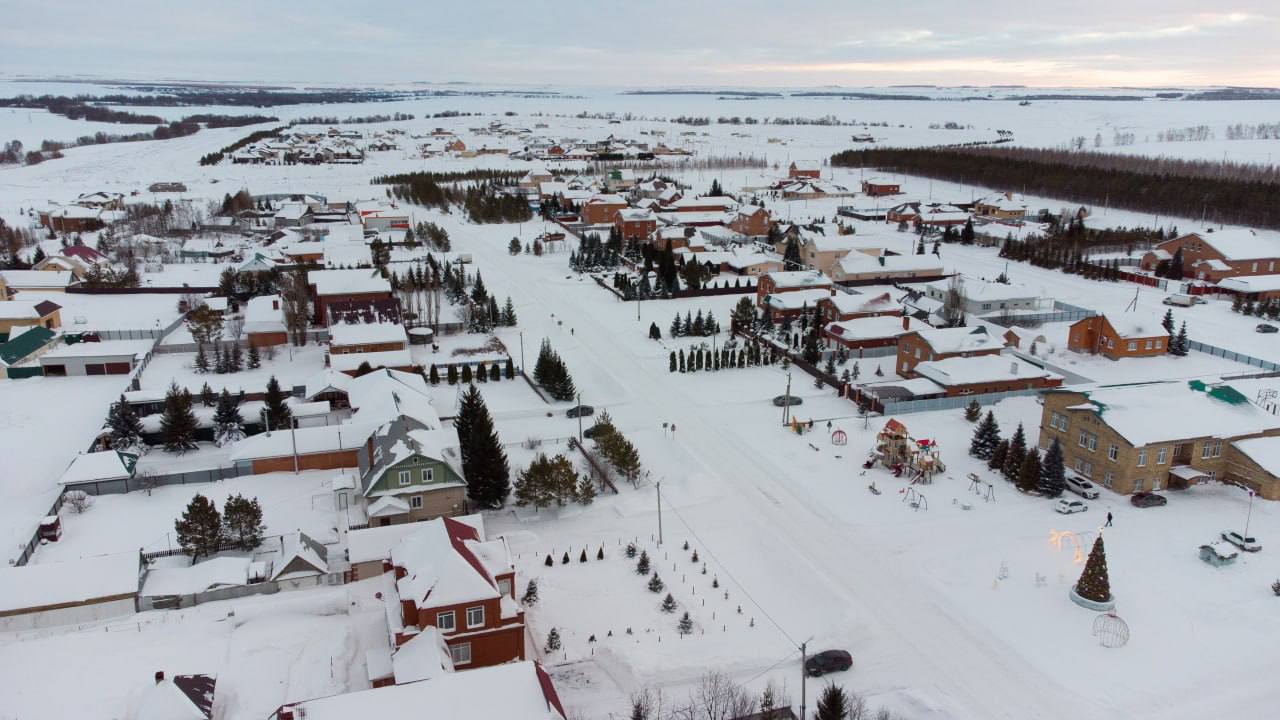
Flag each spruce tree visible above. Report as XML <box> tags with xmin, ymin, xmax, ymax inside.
<box><xmin>505</xmin><ymin>358</ymin><xmax>515</xmax><ymax>379</ymax></box>
<box><xmin>1016</xmin><ymin>448</ymin><xmax>1041</xmax><ymax>493</ymax></box>
<box><xmin>489</xmin><ymin>363</ymin><xmax>500</xmax><ymax>382</ymax></box>
<box><xmin>988</xmin><ymin>438</ymin><xmax>1009</xmax><ymax>471</ymax></box>
<box><xmin>661</xmin><ymin>593</ymin><xmax>677</xmax><ymax>613</ymax></box>
<box><xmin>429</xmin><ymin>364</ymin><xmax>440</xmax><ymax>384</ymax></box>
<box><xmin>636</xmin><ymin>550</ymin><xmax>650</xmax><ymax>575</ymax></box>
<box><xmin>213</xmin><ymin>389</ymin><xmax>245</xmax><ymax>446</ymax></box>
<box><xmin>647</xmin><ymin>572</ymin><xmax>664</xmax><ymax>593</ymax></box>
<box><xmin>677</xmin><ymin>611</ymin><xmax>693</xmax><ymax>635</ymax></box>
<box><xmin>969</xmin><ymin>410</ymin><xmax>1001</xmax><ymax>459</ymax></box>
<box><xmin>461</xmin><ymin>364</ymin><xmax>473</xmax><ymax>384</ymax></box>
<box><xmin>199</xmin><ymin>382</ymin><xmax>215</xmax><ymax>407</ymax></box>
<box><xmin>544</xmin><ymin>628</ymin><xmax>562</xmax><ymax>653</ymax></box>
<box><xmin>1038</xmin><ymin>438</ymin><xmax>1066</xmax><ymax>497</ymax></box>
<box><xmin>160</xmin><ymin>382</ymin><xmax>198</xmax><ymax>453</ymax></box>
<box><xmin>576</xmin><ymin>474</ymin><xmax>596</xmax><ymax>505</ymax></box>
<box><xmin>649</xmin><ymin>322</ymin><xmax>661</xmax><ymax>340</ymax></box>
<box><xmin>108</xmin><ymin>394</ymin><xmax>145</xmax><ymax>454</ymax></box>
<box><xmin>455</xmin><ymin>384</ymin><xmax>510</xmax><ymax>508</ymax></box>
<box><xmin>247</xmin><ymin>343</ymin><xmax>261</xmax><ymax>370</ymax></box>
<box><xmin>1172</xmin><ymin>321</ymin><xmax>1189</xmax><ymax>356</ymax></box>
<box><xmin>230</xmin><ymin>343</ymin><xmax>244</xmax><ymax>372</ymax></box>
<box><xmin>174</xmin><ymin>493</ymin><xmax>224</xmax><ymax>560</ymax></box>
<box><xmin>1003</xmin><ymin>423</ymin><xmax>1027</xmax><ymax>481</ymax></box>
<box><xmin>815</xmin><ymin>683</ymin><xmax>850</xmax><ymax>720</ymax></box>
<box><xmin>503</xmin><ymin>297</ymin><xmax>517</xmax><ymax>326</ymax></box>
<box><xmin>964</xmin><ymin>398</ymin><xmax>981</xmax><ymax>422</ymax></box>
<box><xmin>195</xmin><ymin>342</ymin><xmax>209</xmax><ymax>373</ymax></box>
<box><xmin>263</xmin><ymin>375</ymin><xmax>292</xmax><ymax>430</ymax></box>
<box><xmin>1075</xmin><ymin>535</ymin><xmax>1112</xmax><ymax>602</ymax></box>
<box><xmin>521</xmin><ymin>579</ymin><xmax>539</xmax><ymax>606</ymax></box>
<box><xmin>669</xmin><ymin>351</ymin><xmax>677</xmax><ymax>373</ymax></box>
<box><xmin>222</xmin><ymin>493</ymin><xmax>264</xmax><ymax>550</ymax></box>
<box><xmin>447</xmin><ymin>364</ymin><xmax>459</xmax><ymax>384</ymax></box>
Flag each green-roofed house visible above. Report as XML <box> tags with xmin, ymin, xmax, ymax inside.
<box><xmin>360</xmin><ymin>418</ymin><xmax>467</xmax><ymax>526</ymax></box>
<box><xmin>1040</xmin><ymin>380</ymin><xmax>1280</xmax><ymax>498</ymax></box>
<box><xmin>0</xmin><ymin>326</ymin><xmax>59</xmax><ymax>379</ymax></box>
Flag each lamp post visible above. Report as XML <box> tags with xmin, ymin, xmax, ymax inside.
<box><xmin>1244</xmin><ymin>488</ymin><xmax>1256</xmax><ymax>537</ymax></box>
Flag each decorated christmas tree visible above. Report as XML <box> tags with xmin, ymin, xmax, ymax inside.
<box><xmin>1076</xmin><ymin>535</ymin><xmax>1112</xmax><ymax>602</ymax></box>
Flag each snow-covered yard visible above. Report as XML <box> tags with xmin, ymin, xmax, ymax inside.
<box><xmin>139</xmin><ymin>344</ymin><xmax>329</xmax><ymax>395</ymax></box>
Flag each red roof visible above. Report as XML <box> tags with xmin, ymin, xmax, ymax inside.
<box><xmin>441</xmin><ymin>517</ymin><xmax>497</xmax><ymax>593</ymax></box>
<box><xmin>534</xmin><ymin>662</ymin><xmax>567</xmax><ymax>718</ymax></box>
<box><xmin>61</xmin><ymin>245</ymin><xmax>107</xmax><ymax>263</ymax></box>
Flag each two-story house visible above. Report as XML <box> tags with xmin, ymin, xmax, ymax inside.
<box><xmin>1140</xmin><ymin>229</ymin><xmax>1280</xmax><ymax>282</ymax></box>
<box><xmin>896</xmin><ymin>326</ymin><xmax>1004</xmax><ymax>377</ymax></box>
<box><xmin>1067</xmin><ymin>314</ymin><xmax>1168</xmax><ymax>360</ymax></box>
<box><xmin>362</xmin><ymin>419</ymin><xmax>467</xmax><ymax>527</ymax></box>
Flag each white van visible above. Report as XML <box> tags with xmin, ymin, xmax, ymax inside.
<box><xmin>1162</xmin><ymin>293</ymin><xmax>1195</xmax><ymax>307</ymax></box>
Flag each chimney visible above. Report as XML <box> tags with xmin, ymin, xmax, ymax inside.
<box><xmin>272</xmin><ymin>299</ymin><xmax>280</xmax><ymax>311</ymax></box>
<box><xmin>902</xmin><ymin>316</ymin><xmax>909</xmax><ymax>331</ymax></box>
<box><xmin>154</xmin><ymin>671</ymin><xmax>165</xmax><ymax>685</ymax></box>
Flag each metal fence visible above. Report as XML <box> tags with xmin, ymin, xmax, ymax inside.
<box><xmin>984</xmin><ymin>301</ymin><xmax>1098</xmax><ymax>328</ymax></box>
<box><xmin>879</xmin><ymin>387</ymin><xmax>1045</xmax><ymax>415</ymax></box>
<box><xmin>1188</xmin><ymin>340</ymin><xmax>1280</xmax><ymax>372</ymax></box>
<box><xmin>137</xmin><ymin>570</ymin><xmax>347</xmax><ymax>611</ymax></box>
<box><xmin>68</xmin><ymin>464</ymin><xmax>248</xmax><ymax>496</ymax></box>
<box><xmin>12</xmin><ymin>492</ymin><xmax>65</xmax><ymax>567</ymax></box>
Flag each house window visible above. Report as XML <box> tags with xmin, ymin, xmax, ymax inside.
<box><xmin>1156</xmin><ymin>448</ymin><xmax>1167</xmax><ymax>465</ymax></box>
<box><xmin>422</xmin><ymin>468</ymin><xmax>434</xmax><ymax>483</ymax></box>
<box><xmin>1072</xmin><ymin>459</ymin><xmax>1094</xmax><ymax>478</ymax></box>
<box><xmin>1078</xmin><ymin>430</ymin><xmax>1088</xmax><ymax>448</ymax></box>
<box><xmin>410</xmin><ymin>495</ymin><xmax>423</xmax><ymax>509</ymax></box>
<box><xmin>498</xmin><ymin>578</ymin><xmax>512</xmax><ymax>597</ymax></box>
<box><xmin>450</xmin><ymin>642</ymin><xmax>472</xmax><ymax>665</ymax></box>
<box><xmin>1152</xmin><ymin>478</ymin><xmax>1162</xmax><ymax>491</ymax></box>
<box><xmin>436</xmin><ymin>610</ymin><xmax>455</xmax><ymax>632</ymax></box>
<box><xmin>1078</xmin><ymin>431</ymin><xmax>1096</xmax><ymax>451</ymax></box>
<box><xmin>1206</xmin><ymin>470</ymin><xmax>1217</xmax><ymax>482</ymax></box>
<box><xmin>1127</xmin><ymin>341</ymin><xmax>1137</xmax><ymax>351</ymax></box>
<box><xmin>1134</xmin><ymin>478</ymin><xmax>1144</xmax><ymax>492</ymax></box>
<box><xmin>1137</xmin><ymin>449</ymin><xmax>1147</xmax><ymax>467</ymax></box>
<box><xmin>1103</xmin><ymin>472</ymin><xmax>1114</xmax><ymax>488</ymax></box>
<box><xmin>1252</xmin><ymin>262</ymin><xmax>1258</xmax><ymax>272</ymax></box>
<box><xmin>1107</xmin><ymin>339</ymin><xmax>1115</xmax><ymax>349</ymax></box>
<box><xmin>1155</xmin><ymin>339</ymin><xmax>1163</xmax><ymax>349</ymax></box>
<box><xmin>982</xmin><ymin>303</ymin><xmax>992</xmax><ymax>311</ymax></box>
<box><xmin>466</xmin><ymin>606</ymin><xmax>485</xmax><ymax>629</ymax></box>
<box><xmin>1144</xmin><ymin>340</ymin><xmax>1153</xmax><ymax>350</ymax></box>
<box><xmin>398</xmin><ymin>470</ymin><xmax>411</xmax><ymax>486</ymax></box>
<box><xmin>1108</xmin><ymin>445</ymin><xmax>1118</xmax><ymax>461</ymax></box>
<box><xmin>901</xmin><ymin>361</ymin><xmax>909</xmax><ymax>373</ymax></box>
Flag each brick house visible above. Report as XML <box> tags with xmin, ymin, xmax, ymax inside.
<box><xmin>663</xmin><ymin>196</ymin><xmax>738</xmax><ymax>214</ymax></box>
<box><xmin>614</xmin><ymin>208</ymin><xmax>657</xmax><ymax>242</ymax></box>
<box><xmin>230</xmin><ymin>423</ymin><xmax>378</xmax><ymax>474</ymax></box>
<box><xmin>788</xmin><ymin>160</ymin><xmax>821</xmax><ymax>179</ymax></box>
<box><xmin>39</xmin><ymin>205</ymin><xmax>104</xmax><ymax>233</ymax></box>
<box><xmin>361</xmin><ymin>422</ymin><xmax>467</xmax><ymax>527</ymax></box>
<box><xmin>384</xmin><ymin>516</ymin><xmax>524</xmax><ymax>669</ymax></box>
<box><xmin>580</xmin><ymin>194</ymin><xmax>629</xmax><ymax>225</ymax></box>
<box><xmin>308</xmin><ymin>269</ymin><xmax>394</xmax><ymax>326</ymax></box>
<box><xmin>1039</xmin><ymin>380</ymin><xmax>1280</xmax><ymax>497</ymax></box>
<box><xmin>818</xmin><ymin>292</ymin><xmax>900</xmax><ymax>324</ymax></box>
<box><xmin>756</xmin><ymin>270</ymin><xmax>832</xmax><ymax>308</ymax></box>
<box><xmin>913</xmin><ymin>355</ymin><xmax>1063</xmax><ymax>396</ymax></box>
<box><xmin>1220</xmin><ymin>274</ymin><xmax>1280</xmax><ymax>301</ymax></box>
<box><xmin>1139</xmin><ymin>229</ymin><xmax>1280</xmax><ymax>281</ymax></box>
<box><xmin>830</xmin><ymin>253</ymin><xmax>945</xmax><ymax>285</ymax></box>
<box><xmin>896</xmin><ymin>326</ymin><xmax>1004</xmax><ymax>377</ymax></box>
<box><xmin>1067</xmin><ymin>314</ymin><xmax>1167</xmax><ymax>360</ymax></box>
<box><xmin>973</xmin><ymin>192</ymin><xmax>1027</xmax><ymax>221</ymax></box>
<box><xmin>824</xmin><ymin>315</ymin><xmax>927</xmax><ymax>352</ymax></box>
<box><xmin>861</xmin><ymin>178</ymin><xmax>900</xmax><ymax>196</ymax></box>
<box><xmin>729</xmin><ymin>205</ymin><xmax>771</xmax><ymax>237</ymax></box>
<box><xmin>329</xmin><ymin>322</ymin><xmax>407</xmax><ymax>355</ymax></box>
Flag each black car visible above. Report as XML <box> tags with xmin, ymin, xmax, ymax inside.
<box><xmin>1257</xmin><ymin>324</ymin><xmax>1278</xmax><ymax>334</ymax></box>
<box><xmin>582</xmin><ymin>424</ymin><xmax>604</xmax><ymax>440</ymax></box>
<box><xmin>1131</xmin><ymin>491</ymin><xmax>1168</xmax><ymax>508</ymax></box>
<box><xmin>566</xmin><ymin>405</ymin><xmax>594</xmax><ymax>418</ymax></box>
<box><xmin>772</xmin><ymin>395</ymin><xmax>803</xmax><ymax>407</ymax></box>
<box><xmin>805</xmin><ymin>649</ymin><xmax>853</xmax><ymax>677</ymax></box>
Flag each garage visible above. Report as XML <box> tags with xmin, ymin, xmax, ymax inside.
<box><xmin>38</xmin><ymin>340</ymin><xmax>153</xmax><ymax>377</ymax></box>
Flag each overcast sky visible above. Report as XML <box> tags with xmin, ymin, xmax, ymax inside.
<box><xmin>3</xmin><ymin>1</ymin><xmax>1278</xmax><ymax>88</ymax></box>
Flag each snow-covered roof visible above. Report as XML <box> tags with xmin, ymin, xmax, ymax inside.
<box><xmin>0</xmin><ymin>555</ymin><xmax>138</xmax><ymax>613</ymax></box>
<box><xmin>1231</xmin><ymin>437</ymin><xmax>1280</xmax><ymax>476</ymax></box>
<box><xmin>392</xmin><ymin>626</ymin><xmax>455</xmax><ymax>684</ymax></box>
<box><xmin>41</xmin><ymin>340</ymin><xmax>151</xmax><ymax>360</ymax></box>
<box><xmin>142</xmin><ymin>556</ymin><xmax>249</xmax><ymax>596</ymax></box>
<box><xmin>765</xmin><ymin>288</ymin><xmax>832</xmax><ymax>311</ymax></box>
<box><xmin>305</xmin><ymin>368</ymin><xmax>354</xmax><ymax>399</ymax></box>
<box><xmin>349</xmin><ymin>514</ymin><xmax>482</xmax><ymax>564</ymax></box>
<box><xmin>824</xmin><ymin>291</ymin><xmax>896</xmax><ymax>315</ymax></box>
<box><xmin>391</xmin><ymin>517</ymin><xmax>505</xmax><ymax>608</ymax></box>
<box><xmin>281</xmin><ymin>661</ymin><xmax>564</xmax><ymax>720</ymax></box>
<box><xmin>825</xmin><ymin>315</ymin><xmax>923</xmax><ymax>341</ymax></box>
<box><xmin>1058</xmin><ymin>380</ymin><xmax>1280</xmax><ymax>447</ymax></box>
<box><xmin>915</xmin><ymin>355</ymin><xmax>1062</xmax><ymax>387</ymax></box>
<box><xmin>59</xmin><ymin>450</ymin><xmax>136</xmax><ymax>485</ymax></box>
<box><xmin>272</xmin><ymin>531</ymin><xmax>328</xmax><ymax>581</ymax></box>
<box><xmin>616</xmin><ymin>208</ymin><xmax>656</xmax><ymax>222</ymax></box>
<box><xmin>975</xmin><ymin>192</ymin><xmax>1027</xmax><ymax>211</ymax></box>
<box><xmin>0</xmin><ymin>299</ymin><xmax>60</xmax><ymax>320</ymax></box>
<box><xmin>323</xmin><ymin>242</ymin><xmax>373</xmax><ymax>269</ymax></box>
<box><xmin>243</xmin><ymin>295</ymin><xmax>285</xmax><ymax>334</ymax></box>
<box><xmin>0</xmin><ymin>270</ymin><xmax>74</xmax><ymax>288</ymax></box>
<box><xmin>135</xmin><ymin>676</ymin><xmax>215</xmax><ymax>720</ymax></box>
<box><xmin>913</xmin><ymin>326</ymin><xmax>1003</xmax><ymax>355</ymax></box>
<box><xmin>229</xmin><ymin>423</ymin><xmax>378</xmax><ymax>461</ymax></box>
<box><xmin>838</xmin><ymin>253</ymin><xmax>945</xmax><ymax>276</ymax></box>
<box><xmin>666</xmin><ymin>196</ymin><xmax>738</xmax><ymax>211</ymax></box>
<box><xmin>766</xmin><ymin>270</ymin><xmax>831</xmax><ymax>289</ymax></box>
<box><xmin>308</xmin><ymin>268</ymin><xmax>391</xmax><ymax>296</ymax></box>
<box><xmin>1183</xmin><ymin>229</ymin><xmax>1280</xmax><ymax>261</ymax></box>
<box><xmin>329</xmin><ymin>322</ymin><xmax>406</xmax><ymax>347</ymax></box>
<box><xmin>924</xmin><ymin>276</ymin><xmax>1038</xmax><ymax>303</ymax></box>
<box><xmin>791</xmin><ymin>160</ymin><xmax>821</xmax><ymax>171</ymax></box>
<box><xmin>348</xmin><ymin>369</ymin><xmax>439</xmax><ymax>429</ymax></box>
<box><xmin>1095</xmin><ymin>313</ymin><xmax>1167</xmax><ymax>339</ymax></box>
<box><xmin>1220</xmin><ymin>274</ymin><xmax>1280</xmax><ymax>293</ymax></box>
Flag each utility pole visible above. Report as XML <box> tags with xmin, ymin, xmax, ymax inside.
<box><xmin>577</xmin><ymin>393</ymin><xmax>584</xmax><ymax>444</ymax></box>
<box><xmin>1245</xmin><ymin>488</ymin><xmax>1256</xmax><ymax>537</ymax></box>
<box><xmin>519</xmin><ymin>331</ymin><xmax>525</xmax><ymax>374</ymax></box>
<box><xmin>782</xmin><ymin>372</ymin><xmax>793</xmax><ymax>425</ymax></box>
<box><xmin>656</xmin><ymin>480</ymin><xmax>663</xmax><ymax>546</ymax></box>
<box><xmin>800</xmin><ymin>640</ymin><xmax>808</xmax><ymax>720</ymax></box>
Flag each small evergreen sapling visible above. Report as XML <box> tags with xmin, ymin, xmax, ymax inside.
<box><xmin>647</xmin><ymin>572</ymin><xmax>664</xmax><ymax>593</ymax></box>
<box><xmin>544</xmin><ymin>628</ymin><xmax>562</xmax><ymax>652</ymax></box>
<box><xmin>964</xmin><ymin>398</ymin><xmax>981</xmax><ymax>422</ymax></box>
<box><xmin>597</xmin><ymin>546</ymin><xmax>604</xmax><ymax>560</ymax></box>
<box><xmin>545</xmin><ymin>554</ymin><xmax>554</xmax><ymax>567</ymax></box>
<box><xmin>625</xmin><ymin>542</ymin><xmax>637</xmax><ymax>558</ymax></box>
<box><xmin>521</xmin><ymin>579</ymin><xmax>539</xmax><ymax>606</ymax></box>
<box><xmin>677</xmin><ymin>611</ymin><xmax>693</xmax><ymax>635</ymax></box>
<box><xmin>561</xmin><ymin>551</ymin><xmax>570</xmax><ymax>564</ymax></box>
<box><xmin>661</xmin><ymin>593</ymin><xmax>677</xmax><ymax>613</ymax></box>
<box><xmin>636</xmin><ymin>550</ymin><xmax>650</xmax><ymax>574</ymax></box>
<box><xmin>579</xmin><ymin>549</ymin><xmax>588</xmax><ymax>563</ymax></box>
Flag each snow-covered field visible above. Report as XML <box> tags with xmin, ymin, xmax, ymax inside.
<box><xmin>3</xmin><ymin>81</ymin><xmax>1280</xmax><ymax>720</ymax></box>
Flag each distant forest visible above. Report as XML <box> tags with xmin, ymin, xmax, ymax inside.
<box><xmin>831</xmin><ymin>146</ymin><xmax>1280</xmax><ymax>230</ymax></box>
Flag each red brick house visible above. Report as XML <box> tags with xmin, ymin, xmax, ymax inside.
<box><xmin>1139</xmin><ymin>229</ymin><xmax>1280</xmax><ymax>282</ymax></box>
<box><xmin>896</xmin><ymin>326</ymin><xmax>1004</xmax><ymax>377</ymax></box>
<box><xmin>39</xmin><ymin>205</ymin><xmax>105</xmax><ymax>233</ymax></box>
<box><xmin>818</xmin><ymin>292</ymin><xmax>900</xmax><ymax>324</ymax></box>
<box><xmin>756</xmin><ymin>270</ymin><xmax>832</xmax><ymax>307</ymax></box>
<box><xmin>861</xmin><ymin>178</ymin><xmax>901</xmax><ymax>197</ymax></box>
<box><xmin>788</xmin><ymin>160</ymin><xmax>821</xmax><ymax>179</ymax></box>
<box><xmin>385</xmin><ymin>517</ymin><xmax>524</xmax><ymax>669</ymax></box>
<box><xmin>580</xmin><ymin>194</ymin><xmax>629</xmax><ymax>225</ymax></box>
<box><xmin>913</xmin><ymin>355</ymin><xmax>1063</xmax><ymax>396</ymax></box>
<box><xmin>308</xmin><ymin>269</ymin><xmax>395</xmax><ymax>326</ymax></box>
<box><xmin>614</xmin><ymin>208</ymin><xmax>657</xmax><ymax>242</ymax></box>
<box><xmin>824</xmin><ymin>315</ymin><xmax>927</xmax><ymax>352</ymax></box>
<box><xmin>729</xmin><ymin>205</ymin><xmax>771</xmax><ymax>237</ymax></box>
<box><xmin>1067</xmin><ymin>314</ymin><xmax>1167</xmax><ymax>360</ymax></box>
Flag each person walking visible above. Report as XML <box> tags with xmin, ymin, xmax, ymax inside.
<box><xmin>1105</xmin><ymin>511</ymin><xmax>1113</xmax><ymax>527</ymax></box>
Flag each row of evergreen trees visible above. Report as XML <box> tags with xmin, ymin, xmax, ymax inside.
<box><xmin>463</xmin><ymin>182</ymin><xmax>533</xmax><ymax>224</ymax></box>
<box><xmin>173</xmin><ymin>492</ymin><xmax>265</xmax><ymax>560</ymax></box>
<box><xmin>195</xmin><ymin>342</ymin><xmax>260</xmax><ymax>374</ymax></box>
<box><xmin>412</xmin><ymin>221</ymin><xmax>451</xmax><ymax>251</ymax></box>
<box><xmin>668</xmin><ymin>341</ymin><xmax>779</xmax><ymax>373</ymax></box>
<box><xmin>108</xmin><ymin>377</ymin><xmax>292</xmax><ymax>454</ymax></box>
<box><xmin>969</xmin><ymin>409</ymin><xmax>1066</xmax><ymax>496</ymax></box>
<box><xmin>533</xmin><ymin>340</ymin><xmax>577</xmax><ymax>401</ymax></box>
<box><xmin>586</xmin><ymin>411</ymin><xmax>643</xmax><ymax>486</ymax></box>
<box><xmin>1231</xmin><ymin>294</ymin><xmax>1280</xmax><ymax>320</ymax></box>
<box><xmin>427</xmin><ymin>359</ymin><xmax>515</xmax><ymax>385</ymax></box>
<box><xmin>570</xmin><ymin>232</ymin><xmax>623</xmax><ymax>272</ymax></box>
<box><xmin>465</xmin><ymin>272</ymin><xmax>517</xmax><ymax>332</ymax></box>
<box><xmin>514</xmin><ymin>452</ymin><xmax>595</xmax><ymax>508</ymax></box>
<box><xmin>669</xmin><ymin>309</ymin><xmax>721</xmax><ymax>337</ymax></box>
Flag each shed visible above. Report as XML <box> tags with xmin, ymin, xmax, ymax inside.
<box><xmin>39</xmin><ymin>340</ymin><xmax>151</xmax><ymax>376</ymax></box>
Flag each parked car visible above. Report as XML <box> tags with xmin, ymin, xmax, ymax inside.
<box><xmin>1055</xmin><ymin>498</ymin><xmax>1089</xmax><ymax>514</ymax></box>
<box><xmin>1131</xmin><ymin>491</ymin><xmax>1167</xmax><ymax>508</ymax></box>
<box><xmin>1221</xmin><ymin>530</ymin><xmax>1262</xmax><ymax>552</ymax></box>
<box><xmin>772</xmin><ymin>395</ymin><xmax>803</xmax><ymax>407</ymax></box>
<box><xmin>566</xmin><ymin>405</ymin><xmax>594</xmax><ymax>418</ymax></box>
<box><xmin>805</xmin><ymin>649</ymin><xmax>853</xmax><ymax>677</ymax></box>
<box><xmin>1163</xmin><ymin>293</ymin><xmax>1196</xmax><ymax>307</ymax></box>
<box><xmin>1256</xmin><ymin>323</ymin><xmax>1278</xmax><ymax>334</ymax></box>
<box><xmin>582</xmin><ymin>424</ymin><xmax>606</xmax><ymax>440</ymax></box>
<box><xmin>1065</xmin><ymin>475</ymin><xmax>1100</xmax><ymax>499</ymax></box>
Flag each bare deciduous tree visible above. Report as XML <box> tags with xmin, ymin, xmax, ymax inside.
<box><xmin>64</xmin><ymin>490</ymin><xmax>92</xmax><ymax>513</ymax></box>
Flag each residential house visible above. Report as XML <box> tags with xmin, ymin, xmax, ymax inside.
<box><xmin>913</xmin><ymin>355</ymin><xmax>1063</xmax><ymax>396</ymax></box>
<box><xmin>58</xmin><ymin>449</ymin><xmax>139</xmax><ymax>494</ymax></box>
<box><xmin>33</xmin><ymin>245</ymin><xmax>109</xmax><ymax>279</ymax></box>
<box><xmin>861</xmin><ymin>178</ymin><xmax>901</xmax><ymax>196</ymax></box>
<box><xmin>136</xmin><ymin>672</ymin><xmax>216</xmax><ymax>720</ymax></box>
<box><xmin>1067</xmin><ymin>314</ymin><xmax>1168</xmax><ymax>360</ymax></box>
<box><xmin>1219</xmin><ymin>274</ymin><xmax>1280</xmax><ymax>301</ymax></box>
<box><xmin>824</xmin><ymin>315</ymin><xmax>928</xmax><ymax>352</ymax></box>
<box><xmin>180</xmin><ymin>238</ymin><xmax>236</xmax><ymax>261</ymax></box>
<box><xmin>0</xmin><ymin>299</ymin><xmax>60</xmax><ymax>340</ymax></box>
<box><xmin>308</xmin><ymin>269</ymin><xmax>395</xmax><ymax>326</ymax></box>
<box><xmin>729</xmin><ymin>205</ymin><xmax>770</xmax><ymax>237</ymax></box>
<box><xmin>922</xmin><ymin>276</ymin><xmax>1041</xmax><ymax>316</ymax></box>
<box><xmin>1139</xmin><ymin>229</ymin><xmax>1280</xmax><ymax>281</ymax></box>
<box><xmin>829</xmin><ymin>253</ymin><xmax>946</xmax><ymax>285</ymax></box>
<box><xmin>614</xmin><ymin>208</ymin><xmax>657</xmax><ymax>242</ymax></box>
<box><xmin>0</xmin><ymin>269</ymin><xmax>76</xmax><ymax>292</ymax></box>
<box><xmin>1039</xmin><ymin>380</ymin><xmax>1280</xmax><ymax>497</ymax></box>
<box><xmin>361</xmin><ymin>421</ymin><xmax>467</xmax><ymax>527</ymax></box>
<box><xmin>39</xmin><ymin>204</ymin><xmax>104</xmax><ymax>233</ymax></box>
<box><xmin>356</xmin><ymin>201</ymin><xmax>410</xmax><ymax>231</ymax></box>
<box><xmin>795</xmin><ymin>226</ymin><xmax>883</xmax><ymax>276</ymax></box>
<box><xmin>244</xmin><ymin>295</ymin><xmax>288</xmax><ymax>347</ymax></box>
<box><xmin>580</xmin><ymin>194</ymin><xmax>629</xmax><ymax>225</ymax></box>
<box><xmin>896</xmin><ymin>326</ymin><xmax>1004</xmax><ymax>377</ymax></box>
<box><xmin>384</xmin><ymin>516</ymin><xmax>524</xmax><ymax>668</ymax></box>
<box><xmin>973</xmin><ymin>192</ymin><xmax>1028</xmax><ymax>222</ymax></box>
<box><xmin>777</xmin><ymin>178</ymin><xmax>853</xmax><ymax>199</ymax></box>
<box><xmin>756</xmin><ymin>270</ymin><xmax>832</xmax><ymax>307</ymax></box>
<box><xmin>818</xmin><ymin>291</ymin><xmax>900</xmax><ymax>324</ymax></box>
<box><xmin>230</xmin><ymin>423</ymin><xmax>379</xmax><ymax>475</ymax></box>
<box><xmin>664</xmin><ymin>196</ymin><xmax>738</xmax><ymax>214</ymax></box>
<box><xmin>272</xmin><ymin>661</ymin><xmax>565</xmax><ymax>720</ymax></box>
<box><xmin>788</xmin><ymin>160</ymin><xmax>821</xmax><ymax>179</ymax></box>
